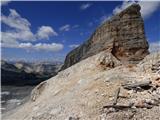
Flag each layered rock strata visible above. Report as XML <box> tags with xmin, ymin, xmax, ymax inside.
<box><xmin>62</xmin><ymin>3</ymin><xmax>149</xmax><ymax>70</ymax></box>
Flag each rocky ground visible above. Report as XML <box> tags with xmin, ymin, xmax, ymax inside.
<box><xmin>2</xmin><ymin>51</ymin><xmax>160</xmax><ymax>120</ymax></box>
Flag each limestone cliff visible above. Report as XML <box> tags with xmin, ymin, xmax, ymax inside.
<box><xmin>62</xmin><ymin>3</ymin><xmax>149</xmax><ymax>70</ymax></box>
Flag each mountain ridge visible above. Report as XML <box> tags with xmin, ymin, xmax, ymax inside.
<box><xmin>1</xmin><ymin>60</ymin><xmax>62</xmax><ymax>86</ymax></box>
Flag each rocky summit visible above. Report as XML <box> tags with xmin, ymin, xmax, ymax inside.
<box><xmin>62</xmin><ymin>3</ymin><xmax>149</xmax><ymax>70</ymax></box>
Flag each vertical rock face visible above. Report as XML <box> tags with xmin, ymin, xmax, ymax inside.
<box><xmin>62</xmin><ymin>4</ymin><xmax>149</xmax><ymax>70</ymax></box>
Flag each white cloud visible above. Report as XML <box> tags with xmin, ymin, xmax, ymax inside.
<box><xmin>1</xmin><ymin>0</ymin><xmax>11</xmax><ymax>6</ymax></box>
<box><xmin>80</xmin><ymin>3</ymin><xmax>92</xmax><ymax>10</ymax></box>
<box><xmin>2</xmin><ymin>30</ymin><xmax>35</xmax><ymax>42</ymax></box>
<box><xmin>72</xmin><ymin>24</ymin><xmax>79</xmax><ymax>29</ymax></box>
<box><xmin>138</xmin><ymin>1</ymin><xmax>160</xmax><ymax>19</ymax></box>
<box><xmin>19</xmin><ymin>43</ymin><xmax>33</xmax><ymax>49</ymax></box>
<box><xmin>69</xmin><ymin>44</ymin><xmax>79</xmax><ymax>48</ymax></box>
<box><xmin>113</xmin><ymin>1</ymin><xmax>160</xmax><ymax>19</ymax></box>
<box><xmin>1</xmin><ymin>9</ymin><xmax>57</xmax><ymax>41</ymax></box>
<box><xmin>1</xmin><ymin>32</ymin><xmax>19</xmax><ymax>44</ymax></box>
<box><xmin>113</xmin><ymin>1</ymin><xmax>134</xmax><ymax>15</ymax></box>
<box><xmin>34</xmin><ymin>43</ymin><xmax>63</xmax><ymax>52</ymax></box>
<box><xmin>36</xmin><ymin>26</ymin><xmax>58</xmax><ymax>39</ymax></box>
<box><xmin>100</xmin><ymin>15</ymin><xmax>111</xmax><ymax>24</ymax></box>
<box><xmin>1</xmin><ymin>9</ymin><xmax>61</xmax><ymax>52</ymax></box>
<box><xmin>59</xmin><ymin>24</ymin><xmax>70</xmax><ymax>32</ymax></box>
<box><xmin>59</xmin><ymin>24</ymin><xmax>79</xmax><ymax>32</ymax></box>
<box><xmin>149</xmin><ymin>41</ymin><xmax>160</xmax><ymax>53</ymax></box>
<box><xmin>1</xmin><ymin>41</ymin><xmax>63</xmax><ymax>52</ymax></box>
<box><xmin>1</xmin><ymin>9</ymin><xmax>36</xmax><ymax>42</ymax></box>
<box><xmin>1</xmin><ymin>9</ymin><xmax>31</xmax><ymax>31</ymax></box>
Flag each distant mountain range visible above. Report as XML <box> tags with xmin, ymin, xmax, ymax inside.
<box><xmin>1</xmin><ymin>60</ymin><xmax>62</xmax><ymax>86</ymax></box>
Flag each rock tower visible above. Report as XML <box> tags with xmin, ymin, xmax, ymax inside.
<box><xmin>62</xmin><ymin>3</ymin><xmax>149</xmax><ymax>70</ymax></box>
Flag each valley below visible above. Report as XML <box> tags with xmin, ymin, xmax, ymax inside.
<box><xmin>1</xmin><ymin>85</ymin><xmax>35</xmax><ymax>113</ymax></box>
<box><xmin>1</xmin><ymin>60</ymin><xmax>62</xmax><ymax>114</ymax></box>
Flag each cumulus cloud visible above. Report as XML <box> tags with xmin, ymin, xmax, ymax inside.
<box><xmin>59</xmin><ymin>24</ymin><xmax>70</xmax><ymax>32</ymax></box>
<box><xmin>149</xmin><ymin>41</ymin><xmax>160</xmax><ymax>53</ymax></box>
<box><xmin>113</xmin><ymin>1</ymin><xmax>160</xmax><ymax>19</ymax></box>
<box><xmin>34</xmin><ymin>43</ymin><xmax>63</xmax><ymax>52</ymax></box>
<box><xmin>19</xmin><ymin>43</ymin><xmax>33</xmax><ymax>49</ymax></box>
<box><xmin>1</xmin><ymin>0</ymin><xmax>11</xmax><ymax>6</ymax></box>
<box><xmin>138</xmin><ymin>1</ymin><xmax>160</xmax><ymax>19</ymax></box>
<box><xmin>36</xmin><ymin>26</ymin><xmax>58</xmax><ymax>39</ymax></box>
<box><xmin>1</xmin><ymin>9</ymin><xmax>61</xmax><ymax>52</ymax></box>
<box><xmin>1</xmin><ymin>9</ymin><xmax>58</xmax><ymax>41</ymax></box>
<box><xmin>1</xmin><ymin>30</ymin><xmax>35</xmax><ymax>43</ymax></box>
<box><xmin>1</xmin><ymin>9</ymin><xmax>36</xmax><ymax>43</ymax></box>
<box><xmin>80</xmin><ymin>3</ymin><xmax>92</xmax><ymax>10</ymax></box>
<box><xmin>1</xmin><ymin>9</ymin><xmax>31</xmax><ymax>31</ymax></box>
<box><xmin>1</xmin><ymin>41</ymin><xmax>63</xmax><ymax>52</ymax></box>
<box><xmin>1</xmin><ymin>32</ymin><xmax>19</xmax><ymax>44</ymax></box>
<box><xmin>69</xmin><ymin>44</ymin><xmax>79</xmax><ymax>49</ymax></box>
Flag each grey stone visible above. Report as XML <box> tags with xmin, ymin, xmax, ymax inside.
<box><xmin>61</xmin><ymin>4</ymin><xmax>149</xmax><ymax>70</ymax></box>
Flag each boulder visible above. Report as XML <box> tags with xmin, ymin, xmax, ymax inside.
<box><xmin>138</xmin><ymin>52</ymin><xmax>160</xmax><ymax>73</ymax></box>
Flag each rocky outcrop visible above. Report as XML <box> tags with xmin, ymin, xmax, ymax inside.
<box><xmin>3</xmin><ymin>51</ymin><xmax>160</xmax><ymax>120</ymax></box>
<box><xmin>138</xmin><ymin>52</ymin><xmax>160</xmax><ymax>73</ymax></box>
<box><xmin>62</xmin><ymin>3</ymin><xmax>149</xmax><ymax>70</ymax></box>
<box><xmin>31</xmin><ymin>81</ymin><xmax>47</xmax><ymax>101</ymax></box>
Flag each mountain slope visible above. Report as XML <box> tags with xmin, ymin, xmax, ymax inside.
<box><xmin>3</xmin><ymin>51</ymin><xmax>160</xmax><ymax>120</ymax></box>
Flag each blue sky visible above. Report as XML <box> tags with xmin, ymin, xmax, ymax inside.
<box><xmin>1</xmin><ymin>1</ymin><xmax>160</xmax><ymax>62</ymax></box>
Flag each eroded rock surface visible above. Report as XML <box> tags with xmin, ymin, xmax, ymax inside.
<box><xmin>138</xmin><ymin>52</ymin><xmax>160</xmax><ymax>73</ymax></box>
<box><xmin>61</xmin><ymin>3</ymin><xmax>149</xmax><ymax>70</ymax></box>
<box><xmin>3</xmin><ymin>50</ymin><xmax>160</xmax><ymax>120</ymax></box>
